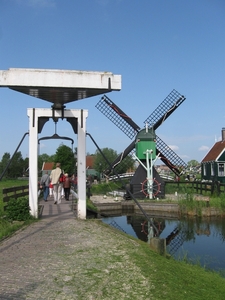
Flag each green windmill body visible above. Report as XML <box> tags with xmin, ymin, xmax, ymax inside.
<box><xmin>135</xmin><ymin>127</ymin><xmax>156</xmax><ymax>160</ymax></box>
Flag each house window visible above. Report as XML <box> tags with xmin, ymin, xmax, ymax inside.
<box><xmin>211</xmin><ymin>163</ymin><xmax>214</xmax><ymax>176</ymax></box>
<box><xmin>218</xmin><ymin>163</ymin><xmax>225</xmax><ymax>176</ymax></box>
<box><xmin>203</xmin><ymin>164</ymin><xmax>206</xmax><ymax>176</ymax></box>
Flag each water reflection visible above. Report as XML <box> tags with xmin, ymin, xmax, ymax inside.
<box><xmin>102</xmin><ymin>215</ymin><xmax>225</xmax><ymax>275</ymax></box>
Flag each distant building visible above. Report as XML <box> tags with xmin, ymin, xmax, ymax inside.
<box><xmin>86</xmin><ymin>155</ymin><xmax>99</xmax><ymax>178</ymax></box>
<box><xmin>41</xmin><ymin>162</ymin><xmax>54</xmax><ymax>176</ymax></box>
<box><xmin>201</xmin><ymin>128</ymin><xmax>225</xmax><ymax>183</ymax></box>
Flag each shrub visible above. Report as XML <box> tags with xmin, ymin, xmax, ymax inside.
<box><xmin>5</xmin><ymin>196</ymin><xmax>34</xmax><ymax>221</ymax></box>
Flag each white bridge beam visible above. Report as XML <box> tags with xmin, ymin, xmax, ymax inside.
<box><xmin>27</xmin><ymin>108</ymin><xmax>88</xmax><ymax>219</ymax></box>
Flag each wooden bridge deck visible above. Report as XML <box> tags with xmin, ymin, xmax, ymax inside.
<box><xmin>38</xmin><ymin>194</ymin><xmax>76</xmax><ymax>220</ymax></box>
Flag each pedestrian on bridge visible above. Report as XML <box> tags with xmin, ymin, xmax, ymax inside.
<box><xmin>50</xmin><ymin>162</ymin><xmax>63</xmax><ymax>204</ymax></box>
<box><xmin>40</xmin><ymin>171</ymin><xmax>50</xmax><ymax>202</ymax></box>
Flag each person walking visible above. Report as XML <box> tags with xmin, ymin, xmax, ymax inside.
<box><xmin>40</xmin><ymin>171</ymin><xmax>50</xmax><ymax>202</ymax></box>
<box><xmin>49</xmin><ymin>182</ymin><xmax>53</xmax><ymax>197</ymax></box>
<box><xmin>63</xmin><ymin>173</ymin><xmax>71</xmax><ymax>201</ymax></box>
<box><xmin>71</xmin><ymin>174</ymin><xmax>77</xmax><ymax>191</ymax></box>
<box><xmin>50</xmin><ymin>162</ymin><xmax>63</xmax><ymax>204</ymax></box>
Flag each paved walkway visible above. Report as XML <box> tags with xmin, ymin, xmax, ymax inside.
<box><xmin>0</xmin><ymin>195</ymin><xmax>153</xmax><ymax>299</ymax></box>
<box><xmin>39</xmin><ymin>195</ymin><xmax>76</xmax><ymax>220</ymax></box>
<box><xmin>0</xmin><ymin>196</ymin><xmax>77</xmax><ymax>299</ymax></box>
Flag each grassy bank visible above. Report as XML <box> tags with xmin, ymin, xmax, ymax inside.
<box><xmin>57</xmin><ymin>219</ymin><xmax>225</xmax><ymax>299</ymax></box>
<box><xmin>121</xmin><ymin>226</ymin><xmax>225</xmax><ymax>299</ymax></box>
<box><xmin>0</xmin><ymin>179</ymin><xmax>29</xmax><ymax>210</ymax></box>
<box><xmin>0</xmin><ymin>179</ymin><xmax>31</xmax><ymax>240</ymax></box>
<box><xmin>1</xmin><ymin>180</ymin><xmax>225</xmax><ymax>298</ymax></box>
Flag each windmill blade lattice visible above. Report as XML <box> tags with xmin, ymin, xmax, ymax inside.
<box><xmin>96</xmin><ymin>95</ymin><xmax>140</xmax><ymax>139</ymax></box>
<box><xmin>156</xmin><ymin>135</ymin><xmax>186</xmax><ymax>174</ymax></box>
<box><xmin>144</xmin><ymin>89</ymin><xmax>185</xmax><ymax>129</ymax></box>
<box><xmin>96</xmin><ymin>90</ymin><xmax>187</xmax><ymax>176</ymax></box>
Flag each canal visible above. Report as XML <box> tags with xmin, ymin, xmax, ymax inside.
<box><xmin>102</xmin><ymin>214</ymin><xmax>225</xmax><ymax>276</ymax></box>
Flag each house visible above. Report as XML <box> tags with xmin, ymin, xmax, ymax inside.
<box><xmin>41</xmin><ymin>162</ymin><xmax>55</xmax><ymax>176</ymax></box>
<box><xmin>201</xmin><ymin>128</ymin><xmax>225</xmax><ymax>183</ymax></box>
<box><xmin>86</xmin><ymin>155</ymin><xmax>99</xmax><ymax>179</ymax></box>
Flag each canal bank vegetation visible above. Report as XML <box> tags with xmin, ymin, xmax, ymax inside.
<box><xmin>89</xmin><ymin>220</ymin><xmax>225</xmax><ymax>299</ymax></box>
<box><xmin>131</xmin><ymin>235</ymin><xmax>225</xmax><ymax>299</ymax></box>
<box><xmin>0</xmin><ymin>179</ymin><xmax>36</xmax><ymax>241</ymax></box>
<box><xmin>91</xmin><ymin>181</ymin><xmax>225</xmax><ymax>214</ymax></box>
<box><xmin>91</xmin><ymin>180</ymin><xmax>125</xmax><ymax>195</ymax></box>
<box><xmin>178</xmin><ymin>194</ymin><xmax>225</xmax><ymax>216</ymax></box>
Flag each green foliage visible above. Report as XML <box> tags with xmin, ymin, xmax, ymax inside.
<box><xmin>93</xmin><ymin>148</ymin><xmax>117</xmax><ymax>173</ymax></box>
<box><xmin>5</xmin><ymin>196</ymin><xmax>34</xmax><ymax>221</ymax></box>
<box><xmin>93</xmin><ymin>147</ymin><xmax>134</xmax><ymax>175</ymax></box>
<box><xmin>54</xmin><ymin>144</ymin><xmax>76</xmax><ymax>175</ymax></box>
<box><xmin>165</xmin><ymin>182</ymin><xmax>193</xmax><ymax>194</ymax></box>
<box><xmin>0</xmin><ymin>151</ymin><xmax>26</xmax><ymax>179</ymax></box>
<box><xmin>0</xmin><ymin>179</ymin><xmax>29</xmax><ymax>212</ymax></box>
<box><xmin>178</xmin><ymin>196</ymin><xmax>208</xmax><ymax>216</ymax></box>
<box><xmin>0</xmin><ymin>209</ymin><xmax>36</xmax><ymax>241</ymax></box>
<box><xmin>91</xmin><ymin>181</ymin><xmax>124</xmax><ymax>195</ymax></box>
<box><xmin>87</xmin><ymin>198</ymin><xmax>97</xmax><ymax>212</ymax></box>
<box><xmin>187</xmin><ymin>159</ymin><xmax>199</xmax><ymax>167</ymax></box>
<box><xmin>38</xmin><ymin>153</ymin><xmax>55</xmax><ymax>173</ymax></box>
<box><xmin>0</xmin><ymin>152</ymin><xmax>10</xmax><ymax>178</ymax></box>
<box><xmin>209</xmin><ymin>195</ymin><xmax>225</xmax><ymax>212</ymax></box>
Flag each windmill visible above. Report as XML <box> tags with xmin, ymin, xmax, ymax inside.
<box><xmin>95</xmin><ymin>89</ymin><xmax>187</xmax><ymax>199</ymax></box>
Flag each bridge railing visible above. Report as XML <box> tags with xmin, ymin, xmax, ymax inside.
<box><xmin>2</xmin><ymin>185</ymin><xmax>29</xmax><ymax>210</ymax></box>
<box><xmin>164</xmin><ymin>180</ymin><xmax>225</xmax><ymax>196</ymax></box>
<box><xmin>108</xmin><ymin>172</ymin><xmax>134</xmax><ymax>181</ymax></box>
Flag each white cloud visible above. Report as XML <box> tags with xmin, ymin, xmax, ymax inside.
<box><xmin>180</xmin><ymin>154</ymin><xmax>189</xmax><ymax>159</ymax></box>
<box><xmin>198</xmin><ymin>145</ymin><xmax>209</xmax><ymax>151</ymax></box>
<box><xmin>168</xmin><ymin>145</ymin><xmax>179</xmax><ymax>151</ymax></box>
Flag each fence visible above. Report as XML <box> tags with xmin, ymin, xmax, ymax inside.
<box><xmin>165</xmin><ymin>180</ymin><xmax>225</xmax><ymax>196</ymax></box>
<box><xmin>2</xmin><ymin>185</ymin><xmax>29</xmax><ymax>210</ymax></box>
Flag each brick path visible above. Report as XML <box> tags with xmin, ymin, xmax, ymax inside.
<box><xmin>0</xmin><ymin>195</ymin><xmax>154</xmax><ymax>299</ymax></box>
<box><xmin>0</xmin><ymin>196</ymin><xmax>77</xmax><ymax>299</ymax></box>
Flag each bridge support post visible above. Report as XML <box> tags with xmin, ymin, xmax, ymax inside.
<box><xmin>27</xmin><ymin>108</ymin><xmax>88</xmax><ymax>219</ymax></box>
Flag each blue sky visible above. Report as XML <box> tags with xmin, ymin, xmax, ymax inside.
<box><xmin>0</xmin><ymin>0</ymin><xmax>224</xmax><ymax>164</ymax></box>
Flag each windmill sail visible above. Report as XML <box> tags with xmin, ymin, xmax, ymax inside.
<box><xmin>144</xmin><ymin>89</ymin><xmax>185</xmax><ymax>129</ymax></box>
<box><xmin>95</xmin><ymin>90</ymin><xmax>187</xmax><ymax>175</ymax></box>
<box><xmin>96</xmin><ymin>95</ymin><xmax>140</xmax><ymax>139</ymax></box>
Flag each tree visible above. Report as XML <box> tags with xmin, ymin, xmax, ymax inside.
<box><xmin>54</xmin><ymin>144</ymin><xmax>75</xmax><ymax>175</ymax></box>
<box><xmin>187</xmin><ymin>160</ymin><xmax>199</xmax><ymax>167</ymax></box>
<box><xmin>93</xmin><ymin>148</ymin><xmax>118</xmax><ymax>174</ymax></box>
<box><xmin>0</xmin><ymin>152</ymin><xmax>11</xmax><ymax>178</ymax></box>
<box><xmin>93</xmin><ymin>148</ymin><xmax>134</xmax><ymax>175</ymax></box>
<box><xmin>38</xmin><ymin>153</ymin><xmax>55</xmax><ymax>174</ymax></box>
<box><xmin>8</xmin><ymin>151</ymin><xmax>24</xmax><ymax>178</ymax></box>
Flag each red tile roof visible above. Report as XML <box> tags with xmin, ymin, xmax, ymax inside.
<box><xmin>42</xmin><ymin>162</ymin><xmax>55</xmax><ymax>171</ymax></box>
<box><xmin>42</xmin><ymin>157</ymin><xmax>96</xmax><ymax>171</ymax></box>
<box><xmin>86</xmin><ymin>156</ymin><xmax>96</xmax><ymax>169</ymax></box>
<box><xmin>202</xmin><ymin>141</ymin><xmax>225</xmax><ymax>162</ymax></box>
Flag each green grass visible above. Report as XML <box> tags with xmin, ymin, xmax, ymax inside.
<box><xmin>0</xmin><ymin>179</ymin><xmax>32</xmax><ymax>241</ymax></box>
<box><xmin>91</xmin><ymin>181</ymin><xmax>125</xmax><ymax>195</ymax></box>
<box><xmin>0</xmin><ymin>216</ymin><xmax>37</xmax><ymax>240</ymax></box>
<box><xmin>86</xmin><ymin>198</ymin><xmax>98</xmax><ymax>212</ymax></box>
<box><xmin>85</xmin><ymin>221</ymin><xmax>225</xmax><ymax>299</ymax></box>
<box><xmin>209</xmin><ymin>194</ymin><xmax>225</xmax><ymax>211</ymax></box>
<box><xmin>1</xmin><ymin>180</ymin><xmax>225</xmax><ymax>298</ymax></box>
<box><xmin>0</xmin><ymin>179</ymin><xmax>29</xmax><ymax>211</ymax></box>
<box><xmin>126</xmin><ymin>235</ymin><xmax>225</xmax><ymax>299</ymax></box>
<box><xmin>177</xmin><ymin>193</ymin><xmax>225</xmax><ymax>216</ymax></box>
